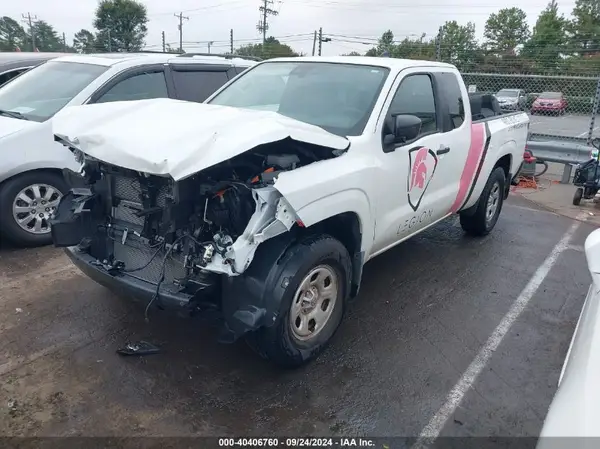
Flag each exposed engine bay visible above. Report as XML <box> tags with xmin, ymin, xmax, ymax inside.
<box><xmin>51</xmin><ymin>137</ymin><xmax>345</xmax><ymax>305</ymax></box>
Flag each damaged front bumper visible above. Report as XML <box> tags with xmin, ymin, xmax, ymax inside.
<box><xmin>64</xmin><ymin>245</ymin><xmax>194</xmax><ymax>311</ymax></box>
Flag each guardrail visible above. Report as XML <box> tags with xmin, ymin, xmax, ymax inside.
<box><xmin>526</xmin><ymin>132</ymin><xmax>595</xmax><ymax>183</ymax></box>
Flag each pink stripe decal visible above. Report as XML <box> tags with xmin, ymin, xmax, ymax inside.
<box><xmin>450</xmin><ymin>123</ymin><xmax>486</xmax><ymax>213</ymax></box>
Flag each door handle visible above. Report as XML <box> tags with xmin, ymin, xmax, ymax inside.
<box><xmin>436</xmin><ymin>146</ymin><xmax>450</xmax><ymax>155</ymax></box>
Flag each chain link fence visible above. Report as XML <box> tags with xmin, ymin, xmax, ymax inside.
<box><xmin>433</xmin><ymin>37</ymin><xmax>600</xmax><ymax>145</ymax></box>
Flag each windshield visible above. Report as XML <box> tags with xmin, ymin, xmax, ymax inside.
<box><xmin>497</xmin><ymin>89</ymin><xmax>518</xmax><ymax>97</ymax></box>
<box><xmin>539</xmin><ymin>92</ymin><xmax>561</xmax><ymax>99</ymax></box>
<box><xmin>0</xmin><ymin>60</ymin><xmax>107</xmax><ymax>122</ymax></box>
<box><xmin>208</xmin><ymin>61</ymin><xmax>390</xmax><ymax>136</ymax></box>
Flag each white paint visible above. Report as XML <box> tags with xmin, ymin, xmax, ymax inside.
<box><xmin>412</xmin><ymin>219</ymin><xmax>580</xmax><ymax>449</ymax></box>
<box><xmin>577</xmin><ymin>126</ymin><xmax>598</xmax><ymax>138</ymax></box>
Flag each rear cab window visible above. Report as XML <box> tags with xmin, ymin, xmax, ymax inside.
<box><xmin>171</xmin><ymin>67</ymin><xmax>231</xmax><ymax>103</ymax></box>
<box><xmin>435</xmin><ymin>72</ymin><xmax>465</xmax><ymax>130</ymax></box>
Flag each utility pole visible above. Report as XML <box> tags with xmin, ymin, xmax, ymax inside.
<box><xmin>107</xmin><ymin>29</ymin><xmax>112</xmax><ymax>52</ymax></box>
<box><xmin>62</xmin><ymin>32</ymin><xmax>66</xmax><ymax>52</ymax></box>
<box><xmin>230</xmin><ymin>29</ymin><xmax>234</xmax><ymax>54</ymax></box>
<box><xmin>174</xmin><ymin>12</ymin><xmax>189</xmax><ymax>54</ymax></box>
<box><xmin>257</xmin><ymin>0</ymin><xmax>278</xmax><ymax>45</ymax></box>
<box><xmin>311</xmin><ymin>30</ymin><xmax>317</xmax><ymax>56</ymax></box>
<box><xmin>21</xmin><ymin>12</ymin><xmax>38</xmax><ymax>52</ymax></box>
<box><xmin>162</xmin><ymin>31</ymin><xmax>166</xmax><ymax>52</ymax></box>
<box><xmin>317</xmin><ymin>28</ymin><xmax>330</xmax><ymax>56</ymax></box>
<box><xmin>207</xmin><ymin>41</ymin><xmax>214</xmax><ymax>54</ymax></box>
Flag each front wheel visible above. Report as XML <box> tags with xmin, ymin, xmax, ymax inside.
<box><xmin>0</xmin><ymin>171</ymin><xmax>68</xmax><ymax>247</ymax></box>
<box><xmin>247</xmin><ymin>235</ymin><xmax>351</xmax><ymax>368</ymax></box>
<box><xmin>459</xmin><ymin>167</ymin><xmax>506</xmax><ymax>236</ymax></box>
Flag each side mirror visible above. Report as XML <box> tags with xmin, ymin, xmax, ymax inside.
<box><xmin>394</xmin><ymin>114</ymin><xmax>422</xmax><ymax>141</ymax></box>
<box><xmin>383</xmin><ymin>114</ymin><xmax>422</xmax><ymax>152</ymax></box>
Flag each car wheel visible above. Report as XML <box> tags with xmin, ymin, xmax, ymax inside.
<box><xmin>573</xmin><ymin>187</ymin><xmax>583</xmax><ymax>206</ymax></box>
<box><xmin>247</xmin><ymin>234</ymin><xmax>351</xmax><ymax>368</ymax></box>
<box><xmin>0</xmin><ymin>171</ymin><xmax>68</xmax><ymax>247</ymax></box>
<box><xmin>460</xmin><ymin>167</ymin><xmax>506</xmax><ymax>237</ymax></box>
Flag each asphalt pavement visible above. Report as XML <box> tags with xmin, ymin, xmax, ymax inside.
<box><xmin>528</xmin><ymin>113</ymin><xmax>599</xmax><ymax>139</ymax></box>
<box><xmin>0</xmin><ymin>194</ymin><xmax>594</xmax><ymax>442</ymax></box>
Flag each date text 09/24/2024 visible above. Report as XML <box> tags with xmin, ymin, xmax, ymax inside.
<box><xmin>218</xmin><ymin>438</ymin><xmax>377</xmax><ymax>447</ymax></box>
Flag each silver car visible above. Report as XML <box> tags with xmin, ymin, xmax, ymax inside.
<box><xmin>496</xmin><ymin>88</ymin><xmax>527</xmax><ymax>111</ymax></box>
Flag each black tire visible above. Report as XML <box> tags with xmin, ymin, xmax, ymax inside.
<box><xmin>573</xmin><ymin>187</ymin><xmax>583</xmax><ymax>206</ymax></box>
<box><xmin>459</xmin><ymin>167</ymin><xmax>506</xmax><ymax>237</ymax></box>
<box><xmin>0</xmin><ymin>171</ymin><xmax>69</xmax><ymax>247</ymax></box>
<box><xmin>247</xmin><ymin>234</ymin><xmax>352</xmax><ymax>368</ymax></box>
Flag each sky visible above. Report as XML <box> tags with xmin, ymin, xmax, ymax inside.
<box><xmin>7</xmin><ymin>0</ymin><xmax>578</xmax><ymax>56</ymax></box>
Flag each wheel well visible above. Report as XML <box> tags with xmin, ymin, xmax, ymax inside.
<box><xmin>494</xmin><ymin>154</ymin><xmax>512</xmax><ymax>199</ymax></box>
<box><xmin>494</xmin><ymin>154</ymin><xmax>512</xmax><ymax>180</ymax></box>
<box><xmin>0</xmin><ymin>168</ymin><xmax>65</xmax><ymax>189</ymax></box>
<box><xmin>301</xmin><ymin>212</ymin><xmax>363</xmax><ymax>297</ymax></box>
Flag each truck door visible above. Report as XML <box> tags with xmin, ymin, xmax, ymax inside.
<box><xmin>371</xmin><ymin>69</ymin><xmax>468</xmax><ymax>253</ymax></box>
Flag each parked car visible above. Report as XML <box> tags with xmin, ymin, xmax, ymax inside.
<box><xmin>0</xmin><ymin>52</ymin><xmax>256</xmax><ymax>247</ymax></box>
<box><xmin>495</xmin><ymin>88</ymin><xmax>527</xmax><ymax>111</ymax></box>
<box><xmin>0</xmin><ymin>52</ymin><xmax>70</xmax><ymax>87</ymax></box>
<box><xmin>531</xmin><ymin>91</ymin><xmax>567</xmax><ymax>115</ymax></box>
<box><xmin>50</xmin><ymin>56</ymin><xmax>529</xmax><ymax>366</ymax></box>
<box><xmin>537</xmin><ymin>228</ymin><xmax>600</xmax><ymax>443</ymax></box>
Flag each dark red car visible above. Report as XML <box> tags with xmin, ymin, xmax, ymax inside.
<box><xmin>531</xmin><ymin>91</ymin><xmax>567</xmax><ymax>115</ymax></box>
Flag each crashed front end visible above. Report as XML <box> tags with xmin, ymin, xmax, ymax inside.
<box><xmin>51</xmin><ymin>139</ymin><xmax>341</xmax><ymax>341</ymax></box>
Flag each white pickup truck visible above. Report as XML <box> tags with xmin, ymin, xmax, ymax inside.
<box><xmin>49</xmin><ymin>56</ymin><xmax>529</xmax><ymax>366</ymax></box>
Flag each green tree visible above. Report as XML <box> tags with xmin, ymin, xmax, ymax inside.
<box><xmin>234</xmin><ymin>37</ymin><xmax>298</xmax><ymax>59</ymax></box>
<box><xmin>393</xmin><ymin>36</ymin><xmax>436</xmax><ymax>60</ymax></box>
<box><xmin>439</xmin><ymin>21</ymin><xmax>479</xmax><ymax>70</ymax></box>
<box><xmin>522</xmin><ymin>0</ymin><xmax>567</xmax><ymax>71</ymax></box>
<box><xmin>484</xmin><ymin>7</ymin><xmax>530</xmax><ymax>53</ymax></box>
<box><xmin>569</xmin><ymin>0</ymin><xmax>600</xmax><ymax>55</ymax></box>
<box><xmin>365</xmin><ymin>30</ymin><xmax>394</xmax><ymax>56</ymax></box>
<box><xmin>341</xmin><ymin>51</ymin><xmax>362</xmax><ymax>56</ymax></box>
<box><xmin>29</xmin><ymin>20</ymin><xmax>63</xmax><ymax>52</ymax></box>
<box><xmin>73</xmin><ymin>29</ymin><xmax>97</xmax><ymax>53</ymax></box>
<box><xmin>0</xmin><ymin>16</ymin><xmax>26</xmax><ymax>51</ymax></box>
<box><xmin>93</xmin><ymin>0</ymin><xmax>148</xmax><ymax>52</ymax></box>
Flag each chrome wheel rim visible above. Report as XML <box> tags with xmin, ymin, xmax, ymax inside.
<box><xmin>486</xmin><ymin>181</ymin><xmax>500</xmax><ymax>225</ymax></box>
<box><xmin>289</xmin><ymin>264</ymin><xmax>338</xmax><ymax>342</ymax></box>
<box><xmin>12</xmin><ymin>183</ymin><xmax>62</xmax><ymax>235</ymax></box>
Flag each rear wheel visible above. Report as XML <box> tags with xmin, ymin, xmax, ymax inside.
<box><xmin>0</xmin><ymin>171</ymin><xmax>68</xmax><ymax>247</ymax></box>
<box><xmin>460</xmin><ymin>167</ymin><xmax>506</xmax><ymax>237</ymax></box>
<box><xmin>573</xmin><ymin>187</ymin><xmax>583</xmax><ymax>206</ymax></box>
<box><xmin>247</xmin><ymin>235</ymin><xmax>351</xmax><ymax>368</ymax></box>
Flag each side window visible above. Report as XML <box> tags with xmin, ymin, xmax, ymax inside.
<box><xmin>437</xmin><ymin>72</ymin><xmax>465</xmax><ymax>129</ymax></box>
<box><xmin>95</xmin><ymin>71</ymin><xmax>168</xmax><ymax>104</ymax></box>
<box><xmin>388</xmin><ymin>74</ymin><xmax>437</xmax><ymax>137</ymax></box>
<box><xmin>172</xmin><ymin>70</ymin><xmax>229</xmax><ymax>103</ymax></box>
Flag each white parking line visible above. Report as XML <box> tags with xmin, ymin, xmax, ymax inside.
<box><xmin>577</xmin><ymin>126</ymin><xmax>598</xmax><ymax>138</ymax></box>
<box><xmin>411</xmin><ymin>218</ymin><xmax>581</xmax><ymax>448</ymax></box>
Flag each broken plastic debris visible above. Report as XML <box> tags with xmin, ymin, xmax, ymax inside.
<box><xmin>15</xmin><ymin>308</ymin><xmax>22</xmax><ymax>313</ymax></box>
<box><xmin>116</xmin><ymin>340</ymin><xmax>161</xmax><ymax>356</ymax></box>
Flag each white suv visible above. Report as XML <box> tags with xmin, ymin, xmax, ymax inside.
<box><xmin>0</xmin><ymin>52</ymin><xmax>256</xmax><ymax>247</ymax></box>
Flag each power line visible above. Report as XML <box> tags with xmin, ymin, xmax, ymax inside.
<box><xmin>21</xmin><ymin>12</ymin><xmax>38</xmax><ymax>52</ymax></box>
<box><xmin>174</xmin><ymin>12</ymin><xmax>189</xmax><ymax>53</ymax></box>
<box><xmin>257</xmin><ymin>0</ymin><xmax>279</xmax><ymax>44</ymax></box>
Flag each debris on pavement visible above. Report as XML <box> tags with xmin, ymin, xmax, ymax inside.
<box><xmin>116</xmin><ymin>340</ymin><xmax>161</xmax><ymax>356</ymax></box>
<box><xmin>15</xmin><ymin>308</ymin><xmax>22</xmax><ymax>313</ymax></box>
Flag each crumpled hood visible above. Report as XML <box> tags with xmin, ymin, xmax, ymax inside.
<box><xmin>52</xmin><ymin>98</ymin><xmax>350</xmax><ymax>181</ymax></box>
